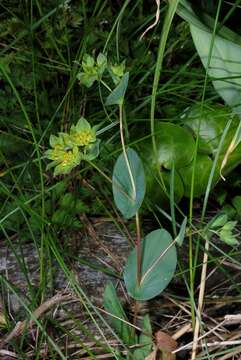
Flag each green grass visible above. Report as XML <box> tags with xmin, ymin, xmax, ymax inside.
<box><xmin>1</xmin><ymin>0</ymin><xmax>241</xmax><ymax>359</ymax></box>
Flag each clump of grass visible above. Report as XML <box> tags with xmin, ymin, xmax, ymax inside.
<box><xmin>1</xmin><ymin>1</ymin><xmax>241</xmax><ymax>359</ymax></box>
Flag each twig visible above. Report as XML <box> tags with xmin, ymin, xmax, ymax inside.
<box><xmin>191</xmin><ymin>236</ymin><xmax>209</xmax><ymax>359</ymax></box>
<box><xmin>172</xmin><ymin>323</ymin><xmax>192</xmax><ymax>340</ymax></box>
<box><xmin>139</xmin><ymin>0</ymin><xmax>160</xmax><ymax>40</ymax></box>
<box><xmin>0</xmin><ymin>293</ymin><xmax>71</xmax><ymax>349</ymax></box>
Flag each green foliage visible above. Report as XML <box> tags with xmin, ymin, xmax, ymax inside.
<box><xmin>175</xmin><ymin>217</ymin><xmax>187</xmax><ymax>247</ymax></box>
<box><xmin>210</xmin><ymin>213</ymin><xmax>239</xmax><ymax>246</ymax></box>
<box><xmin>152</xmin><ymin>123</ymin><xmax>195</xmax><ymax>170</ymax></box>
<box><xmin>2</xmin><ymin>1</ymin><xmax>241</xmax><ymax>357</ymax></box>
<box><xmin>112</xmin><ymin>148</ymin><xmax>146</xmax><ymax>219</ymax></box>
<box><xmin>232</xmin><ymin>196</ymin><xmax>241</xmax><ymax>220</ymax></box>
<box><xmin>124</xmin><ymin>229</ymin><xmax>177</xmax><ymax>301</ymax></box>
<box><xmin>77</xmin><ymin>53</ymin><xmax>107</xmax><ymax>88</ymax></box>
<box><xmin>103</xmin><ymin>283</ymin><xmax>136</xmax><ymax>346</ymax></box>
<box><xmin>190</xmin><ymin>25</ymin><xmax>241</xmax><ymax>115</ymax></box>
<box><xmin>108</xmin><ymin>61</ymin><xmax>126</xmax><ymax>85</ymax></box>
<box><xmin>106</xmin><ymin>72</ymin><xmax>129</xmax><ymax>106</ymax></box>
<box><xmin>140</xmin><ymin>104</ymin><xmax>241</xmax><ymax>204</ymax></box>
<box><xmin>178</xmin><ymin>1</ymin><xmax>241</xmax><ymax>176</ymax></box>
<box><xmin>183</xmin><ymin>104</ymin><xmax>240</xmax><ymax>154</ymax></box>
<box><xmin>132</xmin><ymin>315</ymin><xmax>152</xmax><ymax>360</ymax></box>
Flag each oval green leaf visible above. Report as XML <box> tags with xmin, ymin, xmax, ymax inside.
<box><xmin>154</xmin><ymin>123</ymin><xmax>195</xmax><ymax>169</ymax></box>
<box><xmin>124</xmin><ymin>229</ymin><xmax>177</xmax><ymax>300</ymax></box>
<box><xmin>179</xmin><ymin>154</ymin><xmax>218</xmax><ymax>197</ymax></box>
<box><xmin>112</xmin><ymin>148</ymin><xmax>146</xmax><ymax>219</ymax></box>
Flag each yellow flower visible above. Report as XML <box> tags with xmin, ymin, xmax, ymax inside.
<box><xmin>71</xmin><ymin>130</ymin><xmax>95</xmax><ymax>146</ymax></box>
<box><xmin>70</xmin><ymin>117</ymin><xmax>96</xmax><ymax>147</ymax></box>
<box><xmin>45</xmin><ymin>134</ymin><xmax>81</xmax><ymax>176</ymax></box>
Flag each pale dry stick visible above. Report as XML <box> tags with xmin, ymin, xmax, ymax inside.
<box><xmin>203</xmin><ymin>257</ymin><xmax>226</xmax><ymax>286</ymax></box>
<box><xmin>0</xmin><ymin>349</ymin><xmax>18</xmax><ymax>358</ymax></box>
<box><xmin>199</xmin><ymin>325</ymin><xmax>241</xmax><ymax>358</ymax></box>
<box><xmin>173</xmin><ymin>318</ymin><xmax>226</xmax><ymax>354</ymax></box>
<box><xmin>191</xmin><ymin>236</ymin><xmax>209</xmax><ymax>359</ymax></box>
<box><xmin>139</xmin><ymin>0</ymin><xmax>160</xmax><ymax>40</ymax></box>
<box><xmin>172</xmin><ymin>322</ymin><xmax>192</xmax><ymax>340</ymax></box>
<box><xmin>175</xmin><ymin>339</ymin><xmax>241</xmax><ymax>351</ymax></box>
<box><xmin>0</xmin><ymin>293</ymin><xmax>71</xmax><ymax>349</ymax></box>
<box><xmin>164</xmin><ymin>294</ymin><xmax>192</xmax><ymax>317</ymax></box>
<box><xmin>224</xmin><ymin>314</ymin><xmax>241</xmax><ymax>325</ymax></box>
<box><xmin>97</xmin><ymin>307</ymin><xmax>142</xmax><ymax>333</ymax></box>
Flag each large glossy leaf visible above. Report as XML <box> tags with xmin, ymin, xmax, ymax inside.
<box><xmin>183</xmin><ymin>104</ymin><xmax>240</xmax><ymax>155</ymax></box>
<box><xmin>153</xmin><ymin>123</ymin><xmax>195</xmax><ymax>169</ymax></box>
<box><xmin>177</xmin><ymin>0</ymin><xmax>241</xmax><ymax>46</ymax></box>
<box><xmin>179</xmin><ymin>154</ymin><xmax>218</xmax><ymax>197</ymax></box>
<box><xmin>178</xmin><ymin>1</ymin><xmax>241</xmax><ymax>171</ymax></box>
<box><xmin>103</xmin><ymin>283</ymin><xmax>136</xmax><ymax>345</ymax></box>
<box><xmin>124</xmin><ymin>229</ymin><xmax>177</xmax><ymax>300</ymax></box>
<box><xmin>190</xmin><ymin>25</ymin><xmax>241</xmax><ymax>116</ymax></box>
<box><xmin>144</xmin><ymin>165</ymin><xmax>184</xmax><ymax>206</ymax></box>
<box><xmin>112</xmin><ymin>148</ymin><xmax>146</xmax><ymax>219</ymax></box>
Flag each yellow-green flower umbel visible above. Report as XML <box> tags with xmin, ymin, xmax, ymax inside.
<box><xmin>70</xmin><ymin>117</ymin><xmax>97</xmax><ymax>147</ymax></box>
<box><xmin>45</xmin><ymin>134</ymin><xmax>81</xmax><ymax>176</ymax></box>
<box><xmin>45</xmin><ymin>118</ymin><xmax>100</xmax><ymax>176</ymax></box>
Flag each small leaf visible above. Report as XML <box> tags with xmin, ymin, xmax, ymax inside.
<box><xmin>175</xmin><ymin>217</ymin><xmax>187</xmax><ymax>247</ymax></box>
<box><xmin>210</xmin><ymin>214</ymin><xmax>228</xmax><ymax>229</ymax></box>
<box><xmin>112</xmin><ymin>148</ymin><xmax>146</xmax><ymax>219</ymax></box>
<box><xmin>82</xmin><ymin>54</ymin><xmax>95</xmax><ymax>70</ymax></box>
<box><xmin>105</xmin><ymin>72</ymin><xmax>129</xmax><ymax>106</ymax></box>
<box><xmin>96</xmin><ymin>53</ymin><xmax>107</xmax><ymax>76</ymax></box>
<box><xmin>124</xmin><ymin>229</ymin><xmax>177</xmax><ymax>301</ymax></box>
<box><xmin>218</xmin><ymin>220</ymin><xmax>238</xmax><ymax>246</ymax></box>
<box><xmin>109</xmin><ymin>61</ymin><xmax>126</xmax><ymax>85</ymax></box>
<box><xmin>219</xmin><ymin>229</ymin><xmax>238</xmax><ymax>246</ymax></box>
<box><xmin>103</xmin><ymin>283</ymin><xmax>136</xmax><ymax>345</ymax></box>
<box><xmin>81</xmin><ymin>139</ymin><xmax>100</xmax><ymax>161</ymax></box>
<box><xmin>222</xmin><ymin>221</ymin><xmax>237</xmax><ymax>232</ymax></box>
<box><xmin>133</xmin><ymin>315</ymin><xmax>153</xmax><ymax>360</ymax></box>
<box><xmin>77</xmin><ymin>72</ymin><xmax>97</xmax><ymax>88</ymax></box>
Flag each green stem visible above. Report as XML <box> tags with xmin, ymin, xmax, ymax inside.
<box><xmin>150</xmin><ymin>0</ymin><xmax>179</xmax><ymax>194</ymax></box>
<box><xmin>100</xmin><ymin>79</ymin><xmax>112</xmax><ymax>92</ymax></box>
<box><xmin>87</xmin><ymin>160</ymin><xmax>112</xmax><ymax>184</ymax></box>
<box><xmin>150</xmin><ymin>0</ymin><xmax>179</xmax><ymax>159</ymax></box>
<box><xmin>136</xmin><ymin>212</ymin><xmax>142</xmax><ymax>286</ymax></box>
<box><xmin>119</xmin><ymin>103</ymin><xmax>136</xmax><ymax>200</ymax></box>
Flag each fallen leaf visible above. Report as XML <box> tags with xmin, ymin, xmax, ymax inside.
<box><xmin>155</xmin><ymin>330</ymin><xmax>177</xmax><ymax>360</ymax></box>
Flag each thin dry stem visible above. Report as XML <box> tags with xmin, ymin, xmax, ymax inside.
<box><xmin>0</xmin><ymin>293</ymin><xmax>71</xmax><ymax>349</ymax></box>
<box><xmin>191</xmin><ymin>237</ymin><xmax>209</xmax><ymax>359</ymax></box>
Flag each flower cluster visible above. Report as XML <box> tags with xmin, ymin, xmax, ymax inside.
<box><xmin>77</xmin><ymin>52</ymin><xmax>126</xmax><ymax>88</ymax></box>
<box><xmin>45</xmin><ymin>118</ymin><xmax>99</xmax><ymax>176</ymax></box>
<box><xmin>77</xmin><ymin>53</ymin><xmax>107</xmax><ymax>88</ymax></box>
